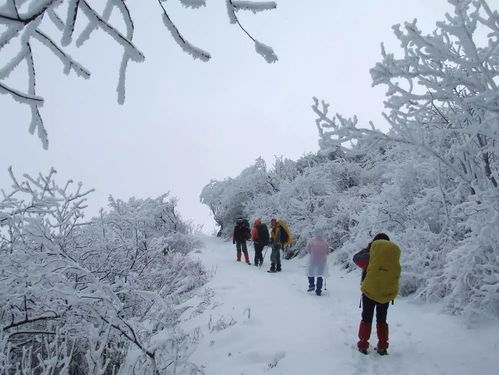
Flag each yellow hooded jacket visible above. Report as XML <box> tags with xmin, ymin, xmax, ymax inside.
<box><xmin>361</xmin><ymin>239</ymin><xmax>401</xmax><ymax>304</ymax></box>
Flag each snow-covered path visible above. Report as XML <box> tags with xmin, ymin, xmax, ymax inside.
<box><xmin>183</xmin><ymin>236</ymin><xmax>498</xmax><ymax>375</ymax></box>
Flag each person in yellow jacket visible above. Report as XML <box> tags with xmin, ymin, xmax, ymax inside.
<box><xmin>353</xmin><ymin>233</ymin><xmax>401</xmax><ymax>355</ymax></box>
<box><xmin>268</xmin><ymin>218</ymin><xmax>282</xmax><ymax>272</ymax></box>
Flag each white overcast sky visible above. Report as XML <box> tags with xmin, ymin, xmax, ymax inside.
<box><xmin>1</xmin><ymin>0</ymin><xmax>478</xmax><ymax>232</ymax></box>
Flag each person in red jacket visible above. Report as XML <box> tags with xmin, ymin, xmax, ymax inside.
<box><xmin>251</xmin><ymin>219</ymin><xmax>269</xmax><ymax>267</ymax></box>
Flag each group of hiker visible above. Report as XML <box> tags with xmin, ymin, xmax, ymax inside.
<box><xmin>232</xmin><ymin>217</ymin><xmax>401</xmax><ymax>356</ymax></box>
<box><xmin>232</xmin><ymin>217</ymin><xmax>289</xmax><ymax>272</ymax></box>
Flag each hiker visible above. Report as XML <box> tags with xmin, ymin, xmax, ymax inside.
<box><xmin>268</xmin><ymin>219</ymin><xmax>292</xmax><ymax>272</ymax></box>
<box><xmin>353</xmin><ymin>233</ymin><xmax>401</xmax><ymax>356</ymax></box>
<box><xmin>268</xmin><ymin>219</ymin><xmax>282</xmax><ymax>272</ymax></box>
<box><xmin>305</xmin><ymin>228</ymin><xmax>330</xmax><ymax>296</ymax></box>
<box><xmin>232</xmin><ymin>217</ymin><xmax>251</xmax><ymax>264</ymax></box>
<box><xmin>251</xmin><ymin>219</ymin><xmax>269</xmax><ymax>267</ymax></box>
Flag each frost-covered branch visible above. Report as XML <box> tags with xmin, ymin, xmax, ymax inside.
<box><xmin>227</xmin><ymin>0</ymin><xmax>278</xmax><ymax>63</ymax></box>
<box><xmin>312</xmin><ymin>96</ymin><xmax>398</xmax><ymax>152</ymax></box>
<box><xmin>158</xmin><ymin>0</ymin><xmax>211</xmax><ymax>62</ymax></box>
<box><xmin>2</xmin><ymin>0</ymin><xmax>279</xmax><ymax>149</ymax></box>
<box><xmin>313</xmin><ymin>0</ymin><xmax>499</xmax><ymax>191</ymax></box>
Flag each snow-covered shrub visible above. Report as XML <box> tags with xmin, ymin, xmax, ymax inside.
<box><xmin>0</xmin><ymin>168</ymin><xmax>208</xmax><ymax>374</ymax></box>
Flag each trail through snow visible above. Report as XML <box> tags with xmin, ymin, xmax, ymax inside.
<box><xmin>181</xmin><ymin>236</ymin><xmax>498</xmax><ymax>374</ymax></box>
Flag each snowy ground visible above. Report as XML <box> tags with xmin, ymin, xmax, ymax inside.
<box><xmin>181</xmin><ymin>236</ymin><xmax>499</xmax><ymax>375</ymax></box>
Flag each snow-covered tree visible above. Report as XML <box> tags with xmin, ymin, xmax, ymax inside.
<box><xmin>0</xmin><ymin>168</ymin><xmax>209</xmax><ymax>373</ymax></box>
<box><xmin>0</xmin><ymin>0</ymin><xmax>278</xmax><ymax>149</ymax></box>
<box><xmin>200</xmin><ymin>157</ymin><xmax>276</xmax><ymax>237</ymax></box>
<box><xmin>202</xmin><ymin>0</ymin><xmax>499</xmax><ymax>319</ymax></box>
<box><xmin>312</xmin><ymin>0</ymin><xmax>499</xmax><ymax>318</ymax></box>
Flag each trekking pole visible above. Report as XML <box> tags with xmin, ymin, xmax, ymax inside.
<box><xmin>260</xmin><ymin>246</ymin><xmax>269</xmax><ymax>269</ymax></box>
<box><xmin>324</xmin><ymin>278</ymin><xmax>327</xmax><ymax>291</ymax></box>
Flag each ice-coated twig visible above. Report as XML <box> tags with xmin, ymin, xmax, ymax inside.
<box><xmin>254</xmin><ymin>40</ymin><xmax>278</xmax><ymax>63</ymax></box>
<box><xmin>227</xmin><ymin>0</ymin><xmax>278</xmax><ymax>63</ymax></box>
<box><xmin>61</xmin><ymin>0</ymin><xmax>79</xmax><ymax>46</ymax></box>
<box><xmin>0</xmin><ymin>81</ymin><xmax>44</xmax><ymax>105</ymax></box>
<box><xmin>26</xmin><ymin>43</ymin><xmax>48</xmax><ymax>149</ymax></box>
<box><xmin>80</xmin><ymin>1</ymin><xmax>144</xmax><ymax>63</ymax></box>
<box><xmin>34</xmin><ymin>30</ymin><xmax>91</xmax><ymax>78</ymax></box>
<box><xmin>178</xmin><ymin>0</ymin><xmax>206</xmax><ymax>9</ymax></box>
<box><xmin>158</xmin><ymin>0</ymin><xmax>211</xmax><ymax>61</ymax></box>
<box><xmin>232</xmin><ymin>1</ymin><xmax>276</xmax><ymax>13</ymax></box>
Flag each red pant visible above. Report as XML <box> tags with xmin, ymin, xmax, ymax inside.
<box><xmin>357</xmin><ymin>294</ymin><xmax>390</xmax><ymax>350</ymax></box>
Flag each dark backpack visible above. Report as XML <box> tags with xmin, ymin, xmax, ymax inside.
<box><xmin>235</xmin><ymin>218</ymin><xmax>251</xmax><ymax>241</ymax></box>
<box><xmin>242</xmin><ymin>219</ymin><xmax>251</xmax><ymax>240</ymax></box>
<box><xmin>256</xmin><ymin>224</ymin><xmax>270</xmax><ymax>245</ymax></box>
<box><xmin>245</xmin><ymin>227</ymin><xmax>251</xmax><ymax>240</ymax></box>
<box><xmin>279</xmin><ymin>225</ymin><xmax>289</xmax><ymax>244</ymax></box>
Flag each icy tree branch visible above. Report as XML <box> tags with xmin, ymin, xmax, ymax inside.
<box><xmin>227</xmin><ymin>0</ymin><xmax>278</xmax><ymax>63</ymax></box>
<box><xmin>2</xmin><ymin>0</ymin><xmax>279</xmax><ymax>149</ymax></box>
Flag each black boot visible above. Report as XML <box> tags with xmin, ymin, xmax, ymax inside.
<box><xmin>315</xmin><ymin>277</ymin><xmax>323</xmax><ymax>296</ymax></box>
<box><xmin>276</xmin><ymin>264</ymin><xmax>281</xmax><ymax>272</ymax></box>
<box><xmin>307</xmin><ymin>277</ymin><xmax>315</xmax><ymax>292</ymax></box>
<box><xmin>376</xmin><ymin>348</ymin><xmax>388</xmax><ymax>356</ymax></box>
<box><xmin>268</xmin><ymin>263</ymin><xmax>276</xmax><ymax>273</ymax></box>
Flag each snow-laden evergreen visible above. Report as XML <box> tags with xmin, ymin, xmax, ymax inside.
<box><xmin>200</xmin><ymin>0</ymin><xmax>499</xmax><ymax>320</ymax></box>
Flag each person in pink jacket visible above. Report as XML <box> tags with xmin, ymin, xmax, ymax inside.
<box><xmin>305</xmin><ymin>229</ymin><xmax>331</xmax><ymax>296</ymax></box>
